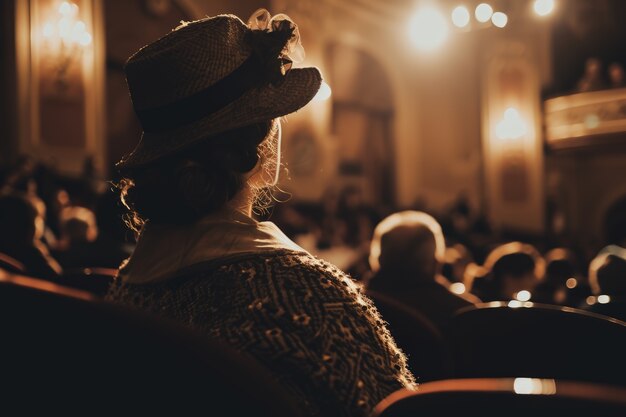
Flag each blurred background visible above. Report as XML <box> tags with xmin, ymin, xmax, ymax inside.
<box><xmin>1</xmin><ymin>0</ymin><xmax>626</xmax><ymax>304</ymax></box>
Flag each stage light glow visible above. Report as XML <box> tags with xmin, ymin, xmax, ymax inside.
<box><xmin>408</xmin><ymin>6</ymin><xmax>449</xmax><ymax>52</ymax></box>
<box><xmin>452</xmin><ymin>6</ymin><xmax>471</xmax><ymax>28</ymax></box>
<box><xmin>598</xmin><ymin>295</ymin><xmax>611</xmax><ymax>304</ymax></box>
<box><xmin>516</xmin><ymin>290</ymin><xmax>532</xmax><ymax>301</ymax></box>
<box><xmin>566</xmin><ymin>278</ymin><xmax>577</xmax><ymax>289</ymax></box>
<box><xmin>475</xmin><ymin>3</ymin><xmax>493</xmax><ymax>23</ymax></box>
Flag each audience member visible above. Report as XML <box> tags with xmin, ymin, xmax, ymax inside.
<box><xmin>534</xmin><ymin>248</ymin><xmax>583</xmax><ymax>306</ymax></box>
<box><xmin>442</xmin><ymin>243</ymin><xmax>473</xmax><ymax>284</ymax></box>
<box><xmin>577</xmin><ymin>57</ymin><xmax>607</xmax><ymax>92</ymax></box>
<box><xmin>0</xmin><ymin>193</ymin><xmax>62</xmax><ymax>279</ymax></box>
<box><xmin>609</xmin><ymin>62</ymin><xmax>625</xmax><ymax>88</ymax></box>
<box><xmin>366</xmin><ymin>211</ymin><xmax>479</xmax><ymax>332</ymax></box>
<box><xmin>105</xmin><ymin>11</ymin><xmax>415</xmax><ymax>417</ymax></box>
<box><xmin>585</xmin><ymin>245</ymin><xmax>626</xmax><ymax>321</ymax></box>
<box><xmin>477</xmin><ymin>242</ymin><xmax>544</xmax><ymax>302</ymax></box>
<box><xmin>52</xmin><ymin>206</ymin><xmax>127</xmax><ymax>269</ymax></box>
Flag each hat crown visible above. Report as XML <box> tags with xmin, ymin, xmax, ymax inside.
<box><xmin>124</xmin><ymin>15</ymin><xmax>250</xmax><ymax>111</ymax></box>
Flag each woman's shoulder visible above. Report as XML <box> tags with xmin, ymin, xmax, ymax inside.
<box><xmin>214</xmin><ymin>250</ymin><xmax>363</xmax><ymax>297</ymax></box>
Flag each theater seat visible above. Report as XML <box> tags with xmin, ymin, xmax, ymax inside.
<box><xmin>0</xmin><ymin>251</ymin><xmax>26</xmax><ymax>274</ymax></box>
<box><xmin>0</xmin><ymin>276</ymin><xmax>304</xmax><ymax>416</ymax></box>
<box><xmin>57</xmin><ymin>266</ymin><xmax>117</xmax><ymax>296</ymax></box>
<box><xmin>371</xmin><ymin>378</ymin><xmax>626</xmax><ymax>417</ymax></box>
<box><xmin>367</xmin><ymin>290</ymin><xmax>452</xmax><ymax>381</ymax></box>
<box><xmin>447</xmin><ymin>302</ymin><xmax>626</xmax><ymax>386</ymax></box>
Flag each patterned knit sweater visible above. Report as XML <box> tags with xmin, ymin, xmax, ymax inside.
<box><xmin>106</xmin><ymin>250</ymin><xmax>416</xmax><ymax>417</ymax></box>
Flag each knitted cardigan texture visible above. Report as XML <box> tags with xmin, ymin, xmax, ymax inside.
<box><xmin>106</xmin><ymin>250</ymin><xmax>416</xmax><ymax>417</ymax></box>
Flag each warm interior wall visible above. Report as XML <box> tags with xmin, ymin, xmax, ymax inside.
<box><xmin>548</xmin><ymin>148</ymin><xmax>626</xmax><ymax>253</ymax></box>
<box><xmin>269</xmin><ymin>1</ymin><xmax>551</xmax><ymax>221</ymax></box>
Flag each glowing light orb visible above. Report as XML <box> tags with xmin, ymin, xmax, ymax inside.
<box><xmin>534</xmin><ymin>0</ymin><xmax>555</xmax><ymax>17</ymax></box>
<box><xmin>496</xmin><ymin>107</ymin><xmax>528</xmax><ymax>140</ymax></box>
<box><xmin>492</xmin><ymin>12</ymin><xmax>508</xmax><ymax>28</ymax></box>
<box><xmin>475</xmin><ymin>3</ymin><xmax>493</xmax><ymax>23</ymax></box>
<box><xmin>451</xmin><ymin>6</ymin><xmax>471</xmax><ymax>28</ymax></box>
<box><xmin>409</xmin><ymin>7</ymin><xmax>449</xmax><ymax>52</ymax></box>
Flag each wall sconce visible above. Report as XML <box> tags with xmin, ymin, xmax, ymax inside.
<box><xmin>40</xmin><ymin>1</ymin><xmax>92</xmax><ymax>92</ymax></box>
<box><xmin>495</xmin><ymin>107</ymin><xmax>527</xmax><ymax>140</ymax></box>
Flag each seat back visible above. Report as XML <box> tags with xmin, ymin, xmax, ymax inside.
<box><xmin>57</xmin><ymin>267</ymin><xmax>117</xmax><ymax>296</ymax></box>
<box><xmin>0</xmin><ymin>276</ymin><xmax>304</xmax><ymax>416</ymax></box>
<box><xmin>372</xmin><ymin>378</ymin><xmax>626</xmax><ymax>417</ymax></box>
<box><xmin>367</xmin><ymin>290</ymin><xmax>452</xmax><ymax>381</ymax></box>
<box><xmin>447</xmin><ymin>302</ymin><xmax>626</xmax><ymax>386</ymax></box>
<box><xmin>0</xmin><ymin>251</ymin><xmax>25</xmax><ymax>274</ymax></box>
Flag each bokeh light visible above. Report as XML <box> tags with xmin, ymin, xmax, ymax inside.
<box><xmin>314</xmin><ymin>80</ymin><xmax>332</xmax><ymax>101</ymax></box>
<box><xmin>450</xmin><ymin>282</ymin><xmax>466</xmax><ymax>294</ymax></box>
<box><xmin>475</xmin><ymin>3</ymin><xmax>493</xmax><ymax>23</ymax></box>
<box><xmin>451</xmin><ymin>6</ymin><xmax>471</xmax><ymax>28</ymax></box>
<box><xmin>491</xmin><ymin>12</ymin><xmax>508</xmax><ymax>28</ymax></box>
<box><xmin>534</xmin><ymin>0</ymin><xmax>555</xmax><ymax>17</ymax></box>
<box><xmin>408</xmin><ymin>6</ymin><xmax>449</xmax><ymax>52</ymax></box>
<box><xmin>514</xmin><ymin>378</ymin><xmax>557</xmax><ymax>395</ymax></box>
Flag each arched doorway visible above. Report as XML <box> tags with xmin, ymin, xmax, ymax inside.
<box><xmin>327</xmin><ymin>42</ymin><xmax>396</xmax><ymax>207</ymax></box>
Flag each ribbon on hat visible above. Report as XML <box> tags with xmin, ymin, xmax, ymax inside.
<box><xmin>135</xmin><ymin>10</ymin><xmax>305</xmax><ymax>134</ymax></box>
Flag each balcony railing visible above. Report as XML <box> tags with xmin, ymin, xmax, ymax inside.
<box><xmin>544</xmin><ymin>88</ymin><xmax>626</xmax><ymax>149</ymax></box>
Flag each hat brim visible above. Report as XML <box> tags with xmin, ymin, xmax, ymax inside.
<box><xmin>117</xmin><ymin>67</ymin><xmax>322</xmax><ymax>169</ymax></box>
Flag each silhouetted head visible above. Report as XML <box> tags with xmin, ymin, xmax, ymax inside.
<box><xmin>544</xmin><ymin>248</ymin><xmax>578</xmax><ymax>286</ymax></box>
<box><xmin>484</xmin><ymin>242</ymin><xmax>544</xmax><ymax>300</ymax></box>
<box><xmin>60</xmin><ymin>206</ymin><xmax>99</xmax><ymax>244</ymax></box>
<box><xmin>0</xmin><ymin>193</ymin><xmax>42</xmax><ymax>246</ymax></box>
<box><xmin>589</xmin><ymin>245</ymin><xmax>626</xmax><ymax>296</ymax></box>
<box><xmin>118</xmin><ymin>120</ymin><xmax>282</xmax><ymax>232</ymax></box>
<box><xmin>369</xmin><ymin>211</ymin><xmax>445</xmax><ymax>284</ymax></box>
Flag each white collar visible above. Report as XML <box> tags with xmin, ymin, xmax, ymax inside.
<box><xmin>118</xmin><ymin>210</ymin><xmax>307</xmax><ymax>284</ymax></box>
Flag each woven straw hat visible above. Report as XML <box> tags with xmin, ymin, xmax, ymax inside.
<box><xmin>117</xmin><ymin>12</ymin><xmax>322</xmax><ymax>169</ymax></box>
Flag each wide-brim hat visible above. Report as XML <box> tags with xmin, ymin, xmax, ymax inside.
<box><xmin>117</xmin><ymin>11</ymin><xmax>322</xmax><ymax>169</ymax></box>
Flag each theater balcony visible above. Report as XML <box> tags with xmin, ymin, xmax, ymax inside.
<box><xmin>545</xmin><ymin>88</ymin><xmax>626</xmax><ymax>150</ymax></box>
